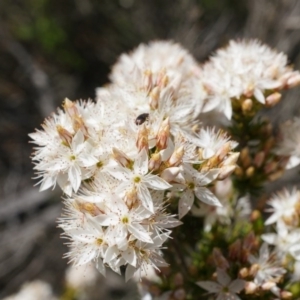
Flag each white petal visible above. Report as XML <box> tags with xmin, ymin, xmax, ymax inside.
<box><xmin>197</xmin><ymin>281</ymin><xmax>221</xmax><ymax>292</ymax></box>
<box><xmin>76</xmin><ymin>246</ymin><xmax>96</xmax><ymax>265</ymax></box>
<box><xmin>228</xmin><ymin>279</ymin><xmax>245</xmax><ymax>293</ymax></box>
<box><xmin>195</xmin><ymin>187</ymin><xmax>222</xmax><ymax>207</ymax></box>
<box><xmin>72</xmin><ymin>130</ymin><xmax>85</xmax><ymax>152</ymax></box>
<box><xmin>125</xmin><ymin>264</ymin><xmax>137</xmax><ymax>282</ymax></box>
<box><xmin>195</xmin><ymin>169</ymin><xmax>219</xmax><ymax>186</ymax></box>
<box><xmin>217</xmin><ymin>268</ymin><xmax>231</xmax><ymax>286</ymax></box>
<box><xmin>68</xmin><ymin>164</ymin><xmax>81</xmax><ymax>192</ymax></box>
<box><xmin>39</xmin><ymin>176</ymin><xmax>56</xmax><ymax>191</ymax></box>
<box><xmin>94</xmin><ymin>214</ymin><xmax>119</xmax><ymax>226</ymax></box>
<box><xmin>178</xmin><ymin>190</ymin><xmax>194</xmax><ymax>219</ymax></box>
<box><xmin>128</xmin><ymin>224</ymin><xmax>153</xmax><ymax>243</ymax></box>
<box><xmin>122</xmin><ymin>248</ymin><xmax>137</xmax><ymax>266</ymax></box>
<box><xmin>104</xmin><ymin>245</ymin><xmax>119</xmax><ymax>263</ymax></box>
<box><xmin>137</xmin><ymin>184</ymin><xmax>154</xmax><ymax>212</ymax></box>
<box><xmin>254</xmin><ymin>88</ymin><xmax>265</xmax><ymax>104</ymax></box>
<box><xmin>106</xmin><ymin>166</ymin><xmax>130</xmax><ymax>181</ymax></box>
<box><xmin>261</xmin><ymin>233</ymin><xmax>277</xmax><ymax>245</ymax></box>
<box><xmin>144</xmin><ymin>174</ymin><xmax>172</xmax><ymax>190</ymax></box>
<box><xmin>134</xmin><ymin>147</ymin><xmax>148</xmax><ymax>175</ymax></box>
<box><xmin>96</xmin><ymin>257</ymin><xmax>106</xmax><ymax>276</ymax></box>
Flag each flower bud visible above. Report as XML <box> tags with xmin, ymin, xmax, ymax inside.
<box><xmin>249</xmin><ymin>263</ymin><xmax>259</xmax><ymax>276</ymax></box>
<box><xmin>143</xmin><ymin>70</ymin><xmax>153</xmax><ymax>91</ymax></box>
<box><xmin>266</xmin><ymin>92</ymin><xmax>281</xmax><ymax>107</ymax></box>
<box><xmin>149</xmin><ymin>86</ymin><xmax>160</xmax><ymax>109</ymax></box>
<box><xmin>242</xmin><ymin>99</ymin><xmax>253</xmax><ymax>113</ymax></box>
<box><xmin>239</xmin><ymin>268</ymin><xmax>249</xmax><ymax>278</ymax></box>
<box><xmin>286</xmin><ymin>72</ymin><xmax>300</xmax><ymax>88</ymax></box>
<box><xmin>228</xmin><ymin>239</ymin><xmax>242</xmax><ymax>261</ymax></box>
<box><xmin>245</xmin><ymin>166</ymin><xmax>255</xmax><ymax>177</ymax></box>
<box><xmin>245</xmin><ymin>281</ymin><xmax>258</xmax><ymax>294</ymax></box>
<box><xmin>212</xmin><ymin>248</ymin><xmax>229</xmax><ymax>270</ymax></box>
<box><xmin>161</xmin><ymin>167</ymin><xmax>180</xmax><ymax>182</ymax></box>
<box><xmin>220</xmin><ymin>152</ymin><xmax>240</xmax><ymax>167</ymax></box>
<box><xmin>261</xmin><ymin>281</ymin><xmax>276</xmax><ymax>291</ymax></box>
<box><xmin>240</xmin><ymin>147</ymin><xmax>251</xmax><ymax>168</ymax></box>
<box><xmin>167</xmin><ymin>146</ymin><xmax>184</xmax><ymax>167</ymax></box>
<box><xmin>63</xmin><ymin>98</ymin><xmax>78</xmax><ymax>117</ymax></box>
<box><xmin>254</xmin><ymin>151</ymin><xmax>265</xmax><ymax>168</ymax></box>
<box><xmin>217</xmin><ymin>165</ymin><xmax>236</xmax><ymax>180</ymax></box>
<box><xmin>124</xmin><ymin>187</ymin><xmax>138</xmax><ymax>209</ymax></box>
<box><xmin>136</xmin><ymin>123</ymin><xmax>148</xmax><ymax>152</ymax></box>
<box><xmin>57</xmin><ymin>125</ymin><xmax>73</xmax><ymax>146</ymax></box>
<box><xmin>173</xmin><ymin>288</ymin><xmax>186</xmax><ymax>300</ymax></box>
<box><xmin>156</xmin><ymin>117</ymin><xmax>170</xmax><ymax>150</ymax></box>
<box><xmin>112</xmin><ymin>147</ymin><xmax>132</xmax><ymax>168</ymax></box>
<box><xmin>148</xmin><ymin>152</ymin><xmax>162</xmax><ymax>171</ymax></box>
<box><xmin>216</xmin><ymin>142</ymin><xmax>231</xmax><ymax>160</ymax></box>
<box><xmin>75</xmin><ymin>200</ymin><xmax>103</xmax><ymax>216</ymax></box>
<box><xmin>281</xmin><ymin>291</ymin><xmax>293</xmax><ymax>299</ymax></box>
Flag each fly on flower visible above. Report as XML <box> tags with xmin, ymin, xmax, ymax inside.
<box><xmin>135</xmin><ymin>113</ymin><xmax>149</xmax><ymax>125</ymax></box>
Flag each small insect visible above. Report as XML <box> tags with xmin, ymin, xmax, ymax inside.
<box><xmin>135</xmin><ymin>113</ymin><xmax>149</xmax><ymax>125</ymax></box>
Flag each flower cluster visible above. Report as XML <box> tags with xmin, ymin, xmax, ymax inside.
<box><xmin>29</xmin><ymin>39</ymin><xmax>300</xmax><ymax>299</ymax></box>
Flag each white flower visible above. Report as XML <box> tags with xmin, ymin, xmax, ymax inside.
<box><xmin>248</xmin><ymin>243</ymin><xmax>286</xmax><ymax>285</ymax></box>
<box><xmin>200</xmin><ymin>39</ymin><xmax>300</xmax><ymax>119</ymax></box>
<box><xmin>197</xmin><ymin>268</ymin><xmax>245</xmax><ymax>300</ymax></box>
<box><xmin>107</xmin><ymin>148</ymin><xmax>172</xmax><ymax>212</ymax></box>
<box><xmin>3</xmin><ymin>280</ymin><xmax>57</xmax><ymax>300</ymax></box>
<box><xmin>262</xmin><ymin>221</ymin><xmax>300</xmax><ymax>260</ymax></box>
<box><xmin>265</xmin><ymin>188</ymin><xmax>300</xmax><ymax>226</ymax></box>
<box><xmin>275</xmin><ymin>117</ymin><xmax>300</xmax><ymax>169</ymax></box>
<box><xmin>175</xmin><ymin>163</ymin><xmax>221</xmax><ymax>218</ymax></box>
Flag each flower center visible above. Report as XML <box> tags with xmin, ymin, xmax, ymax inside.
<box><xmin>187</xmin><ymin>182</ymin><xmax>195</xmax><ymax>189</ymax></box>
<box><xmin>70</xmin><ymin>155</ymin><xmax>76</xmax><ymax>160</ymax></box>
<box><xmin>122</xmin><ymin>216</ymin><xmax>129</xmax><ymax>224</ymax></box>
<box><xmin>134</xmin><ymin>176</ymin><xmax>141</xmax><ymax>183</ymax></box>
<box><xmin>96</xmin><ymin>238</ymin><xmax>103</xmax><ymax>245</ymax></box>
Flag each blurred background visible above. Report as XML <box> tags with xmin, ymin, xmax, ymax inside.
<box><xmin>0</xmin><ymin>0</ymin><xmax>300</xmax><ymax>299</ymax></box>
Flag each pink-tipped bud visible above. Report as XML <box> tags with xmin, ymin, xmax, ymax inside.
<box><xmin>75</xmin><ymin>200</ymin><xmax>103</xmax><ymax>216</ymax></box>
<box><xmin>72</xmin><ymin>115</ymin><xmax>88</xmax><ymax>136</ymax></box>
<box><xmin>264</xmin><ymin>161</ymin><xmax>278</xmax><ymax>174</ymax></box>
<box><xmin>149</xmin><ymin>86</ymin><xmax>160</xmax><ymax>110</ymax></box>
<box><xmin>261</xmin><ymin>281</ymin><xmax>276</xmax><ymax>291</ymax></box>
<box><xmin>228</xmin><ymin>239</ymin><xmax>242</xmax><ymax>261</ymax></box>
<box><xmin>63</xmin><ymin>98</ymin><xmax>78</xmax><ymax>117</ymax></box>
<box><xmin>212</xmin><ymin>248</ymin><xmax>229</xmax><ymax>270</ymax></box>
<box><xmin>220</xmin><ymin>152</ymin><xmax>240</xmax><ymax>167</ymax></box>
<box><xmin>161</xmin><ymin>167</ymin><xmax>180</xmax><ymax>182</ymax></box>
<box><xmin>112</xmin><ymin>147</ymin><xmax>132</xmax><ymax>168</ymax></box>
<box><xmin>136</xmin><ymin>123</ymin><xmax>148</xmax><ymax>152</ymax></box>
<box><xmin>217</xmin><ymin>165</ymin><xmax>236</xmax><ymax>180</ymax></box>
<box><xmin>156</xmin><ymin>117</ymin><xmax>170</xmax><ymax>150</ymax></box>
<box><xmin>148</xmin><ymin>152</ymin><xmax>162</xmax><ymax>171</ymax></box>
<box><xmin>266</xmin><ymin>92</ymin><xmax>282</xmax><ymax>107</ymax></box>
<box><xmin>254</xmin><ymin>151</ymin><xmax>265</xmax><ymax>168</ymax></box>
<box><xmin>281</xmin><ymin>291</ymin><xmax>293</xmax><ymax>299</ymax></box>
<box><xmin>56</xmin><ymin>125</ymin><xmax>73</xmax><ymax>146</ymax></box>
<box><xmin>216</xmin><ymin>142</ymin><xmax>231</xmax><ymax>160</ymax></box>
<box><xmin>249</xmin><ymin>263</ymin><xmax>259</xmax><ymax>276</ymax></box>
<box><xmin>143</xmin><ymin>70</ymin><xmax>153</xmax><ymax>91</ymax></box>
<box><xmin>173</xmin><ymin>288</ymin><xmax>186</xmax><ymax>300</ymax></box>
<box><xmin>245</xmin><ymin>281</ymin><xmax>258</xmax><ymax>294</ymax></box>
<box><xmin>286</xmin><ymin>72</ymin><xmax>300</xmax><ymax>88</ymax></box>
<box><xmin>124</xmin><ymin>187</ymin><xmax>138</xmax><ymax>209</ymax></box>
<box><xmin>168</xmin><ymin>146</ymin><xmax>184</xmax><ymax>167</ymax></box>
